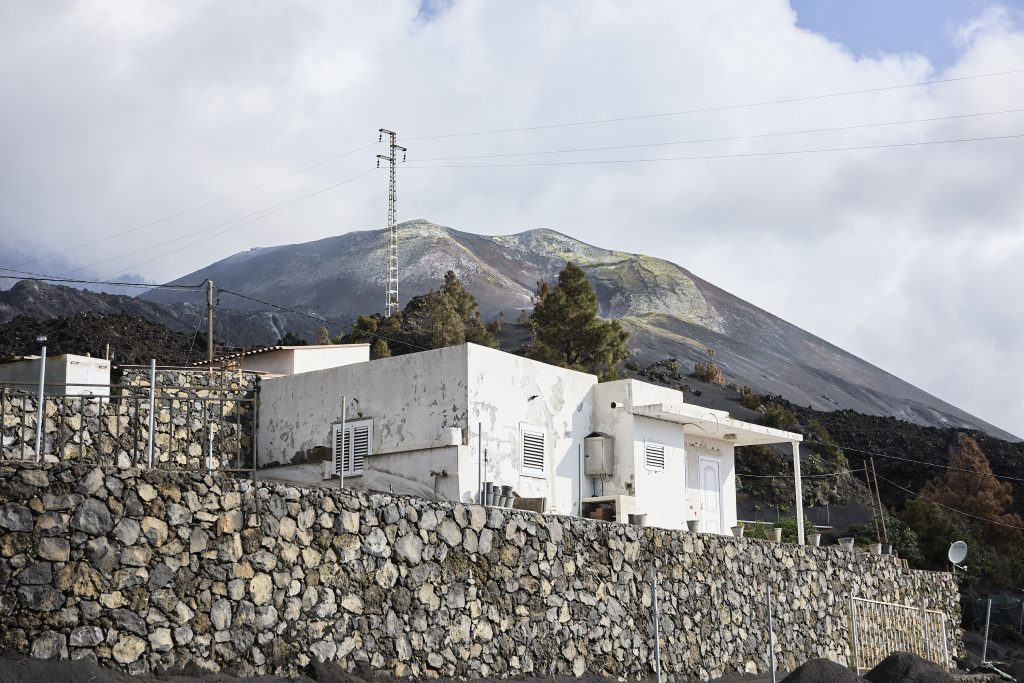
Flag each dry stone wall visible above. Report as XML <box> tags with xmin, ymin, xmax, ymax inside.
<box><xmin>0</xmin><ymin>369</ymin><xmax>257</xmax><ymax>470</ymax></box>
<box><xmin>0</xmin><ymin>462</ymin><xmax>959</xmax><ymax>680</ymax></box>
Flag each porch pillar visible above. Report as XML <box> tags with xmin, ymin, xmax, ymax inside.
<box><xmin>792</xmin><ymin>441</ymin><xmax>805</xmax><ymax>545</ymax></box>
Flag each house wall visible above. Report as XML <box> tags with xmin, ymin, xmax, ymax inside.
<box><xmin>291</xmin><ymin>345</ymin><xmax>369</xmax><ymax>375</ymax></box>
<box><xmin>465</xmin><ymin>345</ymin><xmax>596</xmax><ymax>513</ymax></box>
<box><xmin>257</xmin><ymin>346</ymin><xmax>470</xmax><ymax>477</ymax></box>
<box><xmin>240</xmin><ymin>351</ymin><xmax>295</xmax><ymax>376</ymax></box>
<box><xmin>362</xmin><ymin>445</ymin><xmax>464</xmax><ymax>501</ymax></box>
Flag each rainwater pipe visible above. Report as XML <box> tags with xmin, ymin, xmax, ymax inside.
<box><xmin>33</xmin><ymin>337</ymin><xmax>47</xmax><ymax>462</ymax></box>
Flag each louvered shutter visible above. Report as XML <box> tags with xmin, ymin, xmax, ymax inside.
<box><xmin>645</xmin><ymin>442</ymin><xmax>666</xmax><ymax>471</ymax></box>
<box><xmin>521</xmin><ymin>426</ymin><xmax>546</xmax><ymax>477</ymax></box>
<box><xmin>351</xmin><ymin>424</ymin><xmax>370</xmax><ymax>473</ymax></box>
<box><xmin>332</xmin><ymin>420</ymin><xmax>372</xmax><ymax>477</ymax></box>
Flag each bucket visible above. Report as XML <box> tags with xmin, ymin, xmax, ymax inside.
<box><xmin>686</xmin><ymin>520</ymin><xmax>700</xmax><ymax>533</ymax></box>
<box><xmin>882</xmin><ymin>543</ymin><xmax>893</xmax><ymax>555</ymax></box>
<box><xmin>500</xmin><ymin>485</ymin><xmax>513</xmax><ymax>496</ymax></box>
<box><xmin>838</xmin><ymin>537</ymin><xmax>855</xmax><ymax>551</ymax></box>
<box><xmin>809</xmin><ymin>533</ymin><xmax>821</xmax><ymax>547</ymax></box>
<box><xmin>731</xmin><ymin>525</ymin><xmax>744</xmax><ymax>538</ymax></box>
<box><xmin>869</xmin><ymin>543</ymin><xmax>882</xmax><ymax>555</ymax></box>
<box><xmin>771</xmin><ymin>527</ymin><xmax>783</xmax><ymax>543</ymax></box>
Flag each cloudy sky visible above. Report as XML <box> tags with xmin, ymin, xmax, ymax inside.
<box><xmin>1</xmin><ymin>1</ymin><xmax>1023</xmax><ymax>437</ymax></box>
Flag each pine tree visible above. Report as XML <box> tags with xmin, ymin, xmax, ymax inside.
<box><xmin>316</xmin><ymin>326</ymin><xmax>332</xmax><ymax>345</ymax></box>
<box><xmin>372</xmin><ymin>338</ymin><xmax>391</xmax><ymax>359</ymax></box>
<box><xmin>917</xmin><ymin>433</ymin><xmax>1024</xmax><ymax>548</ymax></box>
<box><xmin>527</xmin><ymin>262</ymin><xmax>629</xmax><ymax>379</ymax></box>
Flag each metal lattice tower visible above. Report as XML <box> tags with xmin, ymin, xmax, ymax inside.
<box><xmin>377</xmin><ymin>129</ymin><xmax>406</xmax><ymax>317</ymax></box>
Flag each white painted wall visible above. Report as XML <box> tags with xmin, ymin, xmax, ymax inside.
<box><xmin>236</xmin><ymin>345</ymin><xmax>369</xmax><ymax>376</ymax></box>
<box><xmin>465</xmin><ymin>345</ymin><xmax>596</xmax><ymax>512</ymax></box>
<box><xmin>0</xmin><ymin>354</ymin><xmax>110</xmax><ymax>397</ymax></box>
<box><xmin>257</xmin><ymin>345</ymin><xmax>469</xmax><ymax>467</ymax></box>
<box><xmin>631</xmin><ymin>415</ymin><xmax>689</xmax><ymax>529</ymax></box>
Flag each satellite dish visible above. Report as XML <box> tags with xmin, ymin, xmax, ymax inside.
<box><xmin>948</xmin><ymin>541</ymin><xmax>968</xmax><ymax>565</ymax></box>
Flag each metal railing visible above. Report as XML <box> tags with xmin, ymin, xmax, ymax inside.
<box><xmin>848</xmin><ymin>593</ymin><xmax>950</xmax><ymax>673</ymax></box>
<box><xmin>0</xmin><ymin>369</ymin><xmax>256</xmax><ymax>475</ymax></box>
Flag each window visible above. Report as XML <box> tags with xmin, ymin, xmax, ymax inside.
<box><xmin>644</xmin><ymin>442</ymin><xmax>666</xmax><ymax>471</ymax></box>
<box><xmin>520</xmin><ymin>424</ymin><xmax>547</xmax><ymax>477</ymax></box>
<box><xmin>332</xmin><ymin>419</ymin><xmax>372</xmax><ymax>477</ymax></box>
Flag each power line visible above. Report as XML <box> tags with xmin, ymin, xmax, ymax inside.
<box><xmin>804</xmin><ymin>438</ymin><xmax>1024</xmax><ymax>485</ymax></box>
<box><xmin>88</xmin><ymin>168</ymin><xmax>379</xmax><ymax>279</ymax></box>
<box><xmin>0</xmin><ymin>271</ymin><xmax>203</xmax><ymax>292</ymax></box>
<box><xmin>11</xmin><ymin>141</ymin><xmax>379</xmax><ymax>271</ymax></box>
<box><xmin>216</xmin><ymin>288</ymin><xmax>429</xmax><ymax>352</ymax></box>
<box><xmin>412</xmin><ymin>108</ymin><xmax>1024</xmax><ymax>162</ymax></box>
<box><xmin>407</xmin><ymin>67</ymin><xmax>1024</xmax><ymax>140</ymax></box>
<box><xmin>405</xmin><ymin>131</ymin><xmax>1024</xmax><ymax>169</ymax></box>
<box><xmin>740</xmin><ymin>468</ymin><xmax>867</xmax><ymax>479</ymax></box>
<box><xmin>874</xmin><ymin>473</ymin><xmax>1024</xmax><ymax>532</ymax></box>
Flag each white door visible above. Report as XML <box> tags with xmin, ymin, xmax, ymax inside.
<box><xmin>699</xmin><ymin>456</ymin><xmax>722</xmax><ymax>534</ymax></box>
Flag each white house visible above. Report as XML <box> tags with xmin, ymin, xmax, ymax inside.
<box><xmin>257</xmin><ymin>343</ymin><xmax>806</xmax><ymax>541</ymax></box>
<box><xmin>193</xmin><ymin>344</ymin><xmax>369</xmax><ymax>377</ymax></box>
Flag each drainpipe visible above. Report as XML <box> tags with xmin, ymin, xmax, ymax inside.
<box><xmin>34</xmin><ymin>338</ymin><xmax>47</xmax><ymax>462</ymax></box>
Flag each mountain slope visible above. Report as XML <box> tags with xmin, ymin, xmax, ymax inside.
<box><xmin>140</xmin><ymin>219</ymin><xmax>1015</xmax><ymax>441</ymax></box>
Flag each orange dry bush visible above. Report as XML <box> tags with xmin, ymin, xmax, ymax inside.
<box><xmin>920</xmin><ymin>433</ymin><xmax>1024</xmax><ymax>549</ymax></box>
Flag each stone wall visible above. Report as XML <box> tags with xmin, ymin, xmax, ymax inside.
<box><xmin>0</xmin><ymin>462</ymin><xmax>959</xmax><ymax>680</ymax></box>
<box><xmin>1</xmin><ymin>369</ymin><xmax>257</xmax><ymax>470</ymax></box>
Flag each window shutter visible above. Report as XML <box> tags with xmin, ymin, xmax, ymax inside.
<box><xmin>332</xmin><ymin>420</ymin><xmax>372</xmax><ymax>477</ymax></box>
<box><xmin>521</xmin><ymin>427</ymin><xmax>546</xmax><ymax>477</ymax></box>
<box><xmin>351</xmin><ymin>424</ymin><xmax>370</xmax><ymax>473</ymax></box>
<box><xmin>645</xmin><ymin>442</ymin><xmax>666</xmax><ymax>471</ymax></box>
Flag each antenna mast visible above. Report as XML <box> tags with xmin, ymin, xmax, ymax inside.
<box><xmin>377</xmin><ymin>129</ymin><xmax>406</xmax><ymax>317</ymax></box>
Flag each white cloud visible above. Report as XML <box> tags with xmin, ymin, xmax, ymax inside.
<box><xmin>0</xmin><ymin>0</ymin><xmax>1022</xmax><ymax>435</ymax></box>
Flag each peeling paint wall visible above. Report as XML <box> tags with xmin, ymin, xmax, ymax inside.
<box><xmin>257</xmin><ymin>346</ymin><xmax>469</xmax><ymax>470</ymax></box>
<box><xmin>465</xmin><ymin>346</ymin><xmax>596</xmax><ymax>511</ymax></box>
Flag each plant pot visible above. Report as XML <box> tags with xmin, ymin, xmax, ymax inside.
<box><xmin>838</xmin><ymin>537</ymin><xmax>855</xmax><ymax>551</ymax></box>
<box><xmin>772</xmin><ymin>527</ymin><xmax>783</xmax><ymax>543</ymax></box>
<box><xmin>686</xmin><ymin>520</ymin><xmax>700</xmax><ymax>533</ymax></box>
<box><xmin>500</xmin><ymin>485</ymin><xmax>513</xmax><ymax>497</ymax></box>
<box><xmin>809</xmin><ymin>533</ymin><xmax>821</xmax><ymax>547</ymax></box>
<box><xmin>629</xmin><ymin>513</ymin><xmax>647</xmax><ymax>526</ymax></box>
<box><xmin>882</xmin><ymin>544</ymin><xmax>893</xmax><ymax>555</ymax></box>
<box><xmin>869</xmin><ymin>543</ymin><xmax>882</xmax><ymax>555</ymax></box>
<box><xmin>731</xmin><ymin>525</ymin><xmax>744</xmax><ymax>538</ymax></box>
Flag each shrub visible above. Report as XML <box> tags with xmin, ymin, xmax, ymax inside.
<box><xmin>692</xmin><ymin>360</ymin><xmax>723</xmax><ymax>384</ymax></box>
<box><xmin>762</xmin><ymin>403</ymin><xmax>797</xmax><ymax>430</ymax></box>
<box><xmin>738</xmin><ymin>385</ymin><xmax>761</xmax><ymax>410</ymax></box>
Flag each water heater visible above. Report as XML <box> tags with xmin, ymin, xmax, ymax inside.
<box><xmin>584</xmin><ymin>432</ymin><xmax>614</xmax><ymax>477</ymax></box>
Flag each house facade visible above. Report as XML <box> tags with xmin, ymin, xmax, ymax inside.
<box><xmin>257</xmin><ymin>343</ymin><xmax>805</xmax><ymax>539</ymax></box>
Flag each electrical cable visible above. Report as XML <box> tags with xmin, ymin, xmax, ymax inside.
<box><xmin>0</xmin><ymin>271</ymin><xmax>203</xmax><ymax>292</ymax></box>
<box><xmin>803</xmin><ymin>438</ymin><xmax>1024</xmax><ymax>484</ymax></box>
<box><xmin>216</xmin><ymin>288</ymin><xmax>429</xmax><ymax>352</ymax></box>
<box><xmin>405</xmin><ymin>131</ymin><xmax>1024</xmax><ymax>169</ymax></box>
<box><xmin>739</xmin><ymin>468</ymin><xmax>867</xmax><ymax>479</ymax></box>
<box><xmin>67</xmin><ymin>168</ymin><xmax>380</xmax><ymax>278</ymax></box>
<box><xmin>406</xmin><ymin>67</ymin><xmax>1024</xmax><ymax>140</ymax></box>
<box><xmin>874</xmin><ymin>473</ymin><xmax>1024</xmax><ymax>532</ymax></box>
<box><xmin>11</xmin><ymin>141</ymin><xmax>379</xmax><ymax>271</ymax></box>
<box><xmin>413</xmin><ymin>108</ymin><xmax>1024</xmax><ymax>162</ymax></box>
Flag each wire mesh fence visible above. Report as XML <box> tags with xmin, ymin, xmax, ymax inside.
<box><xmin>0</xmin><ymin>373</ymin><xmax>256</xmax><ymax>475</ymax></box>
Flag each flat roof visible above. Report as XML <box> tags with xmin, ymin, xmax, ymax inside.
<box><xmin>631</xmin><ymin>402</ymin><xmax>802</xmax><ymax>446</ymax></box>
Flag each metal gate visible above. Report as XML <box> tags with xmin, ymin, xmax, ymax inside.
<box><xmin>848</xmin><ymin>593</ymin><xmax>950</xmax><ymax>673</ymax></box>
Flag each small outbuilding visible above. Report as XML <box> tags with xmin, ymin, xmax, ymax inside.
<box><xmin>193</xmin><ymin>344</ymin><xmax>370</xmax><ymax>377</ymax></box>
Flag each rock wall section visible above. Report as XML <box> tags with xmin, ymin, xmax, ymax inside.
<box><xmin>0</xmin><ymin>370</ymin><xmax>257</xmax><ymax>470</ymax></box>
<box><xmin>0</xmin><ymin>462</ymin><xmax>959</xmax><ymax>679</ymax></box>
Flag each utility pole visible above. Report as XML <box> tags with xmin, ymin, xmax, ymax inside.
<box><xmin>206</xmin><ymin>279</ymin><xmax>215</xmax><ymax>365</ymax></box>
<box><xmin>377</xmin><ymin>129</ymin><xmax>406</xmax><ymax>317</ymax></box>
